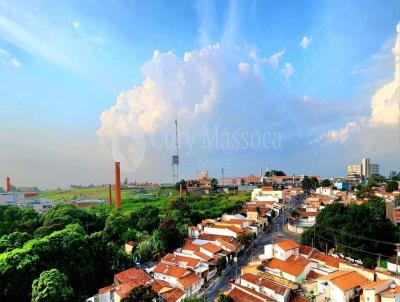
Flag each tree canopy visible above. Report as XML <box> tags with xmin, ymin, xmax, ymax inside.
<box><xmin>301</xmin><ymin>197</ymin><xmax>398</xmax><ymax>265</ymax></box>
<box><xmin>31</xmin><ymin>269</ymin><xmax>73</xmax><ymax>302</ymax></box>
<box><xmin>121</xmin><ymin>285</ymin><xmax>157</xmax><ymax>302</ymax></box>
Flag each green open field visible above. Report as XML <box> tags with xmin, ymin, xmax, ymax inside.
<box><xmin>36</xmin><ymin>186</ymin><xmax>250</xmax><ymax>216</ymax></box>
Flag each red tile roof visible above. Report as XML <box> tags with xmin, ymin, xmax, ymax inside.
<box><xmin>276</xmin><ymin>239</ymin><xmax>300</xmax><ymax>251</ymax></box>
<box><xmin>201</xmin><ymin>242</ymin><xmax>222</xmax><ymax>254</ymax></box>
<box><xmin>153</xmin><ymin>263</ymin><xmax>188</xmax><ymax>279</ymax></box>
<box><xmin>198</xmin><ymin>233</ymin><xmax>234</xmax><ymax>241</ymax></box>
<box><xmin>228</xmin><ymin>284</ymin><xmax>275</xmax><ymax>302</ymax></box>
<box><xmin>98</xmin><ymin>284</ymin><xmax>115</xmax><ymax>294</ymax></box>
<box><xmin>177</xmin><ymin>272</ymin><xmax>202</xmax><ymax>289</ymax></box>
<box><xmin>181</xmin><ymin>244</ymin><xmax>200</xmax><ymax>252</ymax></box>
<box><xmin>289</xmin><ymin>294</ymin><xmax>311</xmax><ymax>302</ymax></box>
<box><xmin>115</xmin><ymin>279</ymin><xmax>151</xmax><ymax>300</ymax></box>
<box><xmin>161</xmin><ymin>253</ymin><xmax>200</xmax><ymax>268</ymax></box>
<box><xmin>114</xmin><ymin>268</ymin><xmax>151</xmax><ymax>286</ymax></box>
<box><xmin>287</xmin><ymin>255</ymin><xmax>311</xmax><ymax>267</ymax></box>
<box><xmin>217</xmin><ymin>238</ymin><xmax>239</xmax><ymax>252</ymax></box>
<box><xmin>160</xmin><ymin>288</ymin><xmax>185</xmax><ymax>302</ymax></box>
<box><xmin>329</xmin><ymin>271</ymin><xmax>369</xmax><ymax>291</ymax></box>
<box><xmin>265</xmin><ymin>258</ymin><xmax>305</xmax><ymax>277</ymax></box>
<box><xmin>310</xmin><ymin>251</ymin><xmax>343</xmax><ymax>268</ymax></box>
<box><xmin>299</xmin><ymin>244</ymin><xmax>314</xmax><ymax>256</ymax></box>
<box><xmin>241</xmin><ymin>273</ymin><xmax>288</xmax><ymax>295</ymax></box>
<box><xmin>151</xmin><ymin>279</ymin><xmax>172</xmax><ymax>293</ymax></box>
<box><xmin>306</xmin><ymin>270</ymin><xmax>323</xmax><ymax>280</ymax></box>
<box><xmin>362</xmin><ymin>279</ymin><xmax>390</xmax><ymax>290</ymax></box>
<box><xmin>194</xmin><ymin>251</ymin><xmax>213</xmax><ymax>261</ymax></box>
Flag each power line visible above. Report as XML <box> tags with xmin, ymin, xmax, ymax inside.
<box><xmin>315</xmin><ymin>234</ymin><xmax>393</xmax><ymax>258</ymax></box>
<box><xmin>315</xmin><ymin>225</ymin><xmax>399</xmax><ymax>246</ymax></box>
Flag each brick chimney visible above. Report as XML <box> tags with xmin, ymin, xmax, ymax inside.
<box><xmin>6</xmin><ymin>177</ymin><xmax>10</xmax><ymax>193</ymax></box>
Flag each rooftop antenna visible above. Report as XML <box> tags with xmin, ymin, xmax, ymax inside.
<box><xmin>172</xmin><ymin>120</ymin><xmax>179</xmax><ymax>184</ymax></box>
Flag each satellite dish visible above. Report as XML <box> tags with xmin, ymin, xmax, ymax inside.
<box><xmin>390</xmin><ymin>283</ymin><xmax>396</xmax><ymax>289</ymax></box>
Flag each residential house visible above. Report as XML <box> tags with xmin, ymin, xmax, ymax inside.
<box><xmin>316</xmin><ymin>270</ymin><xmax>369</xmax><ymax>302</ymax></box>
<box><xmin>240</xmin><ymin>273</ymin><xmax>291</xmax><ymax>302</ymax></box>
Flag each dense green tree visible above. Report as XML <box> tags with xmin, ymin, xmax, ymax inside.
<box><xmin>158</xmin><ymin>217</ymin><xmax>184</xmax><ymax>252</ymax></box>
<box><xmin>301</xmin><ymin>176</ymin><xmax>312</xmax><ymax>193</ymax></box>
<box><xmin>167</xmin><ymin>198</ymin><xmax>190</xmax><ymax>213</ymax></box>
<box><xmin>121</xmin><ymin>285</ymin><xmax>157</xmax><ymax>302</ymax></box>
<box><xmin>310</xmin><ymin>177</ymin><xmax>319</xmax><ymax>189</ymax></box>
<box><xmin>175</xmin><ymin>179</ymin><xmax>187</xmax><ymax>191</ymax></box>
<box><xmin>386</xmin><ymin>181</ymin><xmax>399</xmax><ymax>192</ymax></box>
<box><xmin>0</xmin><ymin>224</ymin><xmax>91</xmax><ymax>301</ymax></box>
<box><xmin>0</xmin><ymin>206</ymin><xmax>40</xmax><ymax>236</ymax></box>
<box><xmin>31</xmin><ymin>269</ymin><xmax>73</xmax><ymax>302</ymax></box>
<box><xmin>320</xmin><ymin>179</ymin><xmax>332</xmax><ymax>187</ymax></box>
<box><xmin>265</xmin><ymin>170</ymin><xmax>286</xmax><ymax>177</ymax></box>
<box><xmin>130</xmin><ymin>205</ymin><xmax>160</xmax><ymax>233</ymax></box>
<box><xmin>0</xmin><ymin>231</ymin><xmax>32</xmax><ymax>253</ymax></box>
<box><xmin>237</xmin><ymin>232</ymin><xmax>255</xmax><ymax>247</ymax></box>
<box><xmin>217</xmin><ymin>256</ymin><xmax>227</xmax><ymax>276</ymax></box>
<box><xmin>40</xmin><ymin>204</ymin><xmax>103</xmax><ymax>236</ymax></box>
<box><xmin>217</xmin><ymin>293</ymin><xmax>234</xmax><ymax>302</ymax></box>
<box><xmin>103</xmin><ymin>211</ymin><xmax>129</xmax><ymax>242</ymax></box>
<box><xmin>301</xmin><ymin>197</ymin><xmax>397</xmax><ymax>266</ymax></box>
<box><xmin>211</xmin><ymin>178</ymin><xmax>219</xmax><ymax>191</ymax></box>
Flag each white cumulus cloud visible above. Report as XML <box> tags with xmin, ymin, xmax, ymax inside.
<box><xmin>97</xmin><ymin>44</ymin><xmax>268</xmax><ymax>137</ymax></box>
<box><xmin>300</xmin><ymin>36</ymin><xmax>312</xmax><ymax>49</ymax></box>
<box><xmin>280</xmin><ymin>62</ymin><xmax>294</xmax><ymax>81</ymax></box>
<box><xmin>316</xmin><ymin>22</ymin><xmax>400</xmax><ymax>144</ymax></box>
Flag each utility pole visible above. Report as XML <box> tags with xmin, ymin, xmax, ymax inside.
<box><xmin>325</xmin><ymin>242</ymin><xmax>328</xmax><ymax>256</ymax></box>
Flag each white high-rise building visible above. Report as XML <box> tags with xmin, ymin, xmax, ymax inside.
<box><xmin>347</xmin><ymin>158</ymin><xmax>379</xmax><ymax>178</ymax></box>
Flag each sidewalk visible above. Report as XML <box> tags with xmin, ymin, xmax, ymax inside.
<box><xmin>283</xmin><ymin>223</ymin><xmax>300</xmax><ymax>237</ymax></box>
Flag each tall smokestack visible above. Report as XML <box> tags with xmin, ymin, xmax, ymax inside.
<box><xmin>6</xmin><ymin>177</ymin><xmax>10</xmax><ymax>193</ymax></box>
<box><xmin>115</xmin><ymin>162</ymin><xmax>121</xmax><ymax>209</ymax></box>
<box><xmin>108</xmin><ymin>184</ymin><xmax>112</xmax><ymax>206</ymax></box>
<box><xmin>179</xmin><ymin>183</ymin><xmax>183</xmax><ymax>198</ymax></box>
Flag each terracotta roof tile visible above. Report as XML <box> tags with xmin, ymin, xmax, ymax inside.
<box><xmin>228</xmin><ymin>284</ymin><xmax>274</xmax><ymax>302</ymax></box>
<box><xmin>299</xmin><ymin>245</ymin><xmax>314</xmax><ymax>256</ymax></box>
<box><xmin>330</xmin><ymin>271</ymin><xmax>369</xmax><ymax>291</ymax></box>
<box><xmin>265</xmin><ymin>258</ymin><xmax>305</xmax><ymax>277</ymax></box>
<box><xmin>181</xmin><ymin>244</ymin><xmax>200</xmax><ymax>252</ymax></box>
<box><xmin>151</xmin><ymin>279</ymin><xmax>172</xmax><ymax>293</ymax></box>
<box><xmin>153</xmin><ymin>263</ymin><xmax>188</xmax><ymax>278</ymax></box>
<box><xmin>160</xmin><ymin>288</ymin><xmax>185</xmax><ymax>302</ymax></box>
<box><xmin>161</xmin><ymin>253</ymin><xmax>200</xmax><ymax>268</ymax></box>
<box><xmin>276</xmin><ymin>239</ymin><xmax>300</xmax><ymax>251</ymax></box>
<box><xmin>241</xmin><ymin>273</ymin><xmax>288</xmax><ymax>295</ymax></box>
<box><xmin>201</xmin><ymin>242</ymin><xmax>222</xmax><ymax>254</ymax></box>
<box><xmin>307</xmin><ymin>270</ymin><xmax>323</xmax><ymax>280</ymax></box>
<box><xmin>177</xmin><ymin>272</ymin><xmax>202</xmax><ymax>289</ymax></box>
<box><xmin>362</xmin><ymin>279</ymin><xmax>390</xmax><ymax>290</ymax></box>
<box><xmin>310</xmin><ymin>251</ymin><xmax>343</xmax><ymax>268</ymax></box>
<box><xmin>114</xmin><ymin>268</ymin><xmax>152</xmax><ymax>286</ymax></box>
<box><xmin>98</xmin><ymin>284</ymin><xmax>115</xmax><ymax>294</ymax></box>
<box><xmin>194</xmin><ymin>251</ymin><xmax>213</xmax><ymax>261</ymax></box>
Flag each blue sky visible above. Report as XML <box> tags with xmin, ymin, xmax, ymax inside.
<box><xmin>0</xmin><ymin>0</ymin><xmax>399</xmax><ymax>188</ymax></box>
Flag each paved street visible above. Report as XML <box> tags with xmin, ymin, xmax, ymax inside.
<box><xmin>205</xmin><ymin>195</ymin><xmax>304</xmax><ymax>301</ymax></box>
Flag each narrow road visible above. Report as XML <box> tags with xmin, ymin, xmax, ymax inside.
<box><xmin>205</xmin><ymin>195</ymin><xmax>304</xmax><ymax>301</ymax></box>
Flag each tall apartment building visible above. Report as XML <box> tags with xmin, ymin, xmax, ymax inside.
<box><xmin>347</xmin><ymin>158</ymin><xmax>379</xmax><ymax>178</ymax></box>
